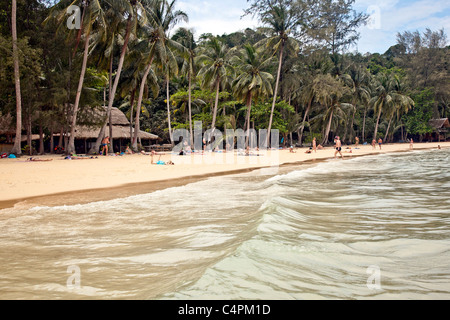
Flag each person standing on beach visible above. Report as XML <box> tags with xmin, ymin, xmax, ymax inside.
<box><xmin>409</xmin><ymin>138</ymin><xmax>414</xmax><ymax>150</ymax></box>
<box><xmin>371</xmin><ymin>139</ymin><xmax>376</xmax><ymax>149</ymax></box>
<box><xmin>378</xmin><ymin>138</ymin><xmax>382</xmax><ymax>150</ymax></box>
<box><xmin>101</xmin><ymin>136</ymin><xmax>110</xmax><ymax>155</ymax></box>
<box><xmin>355</xmin><ymin>136</ymin><xmax>359</xmax><ymax>147</ymax></box>
<box><xmin>312</xmin><ymin>137</ymin><xmax>317</xmax><ymax>153</ymax></box>
<box><xmin>334</xmin><ymin>136</ymin><xmax>343</xmax><ymax>159</ymax></box>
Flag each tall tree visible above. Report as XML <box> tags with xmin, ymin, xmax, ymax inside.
<box><xmin>131</xmin><ymin>0</ymin><xmax>187</xmax><ymax>150</ymax></box>
<box><xmin>90</xmin><ymin>0</ymin><xmax>147</xmax><ymax>154</ymax></box>
<box><xmin>246</xmin><ymin>0</ymin><xmax>303</xmax><ymax>145</ymax></box>
<box><xmin>172</xmin><ymin>27</ymin><xmax>196</xmax><ymax>147</ymax></box>
<box><xmin>10</xmin><ymin>0</ymin><xmax>22</xmax><ymax>155</ymax></box>
<box><xmin>196</xmin><ymin>37</ymin><xmax>233</xmax><ymax>133</ymax></box>
<box><xmin>231</xmin><ymin>43</ymin><xmax>274</xmax><ymax>147</ymax></box>
<box><xmin>48</xmin><ymin>0</ymin><xmax>106</xmax><ymax>154</ymax></box>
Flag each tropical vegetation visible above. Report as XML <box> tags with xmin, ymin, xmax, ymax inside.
<box><xmin>0</xmin><ymin>0</ymin><xmax>448</xmax><ymax>155</ymax></box>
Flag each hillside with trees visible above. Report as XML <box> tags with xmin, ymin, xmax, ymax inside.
<box><xmin>0</xmin><ymin>0</ymin><xmax>448</xmax><ymax>155</ymax></box>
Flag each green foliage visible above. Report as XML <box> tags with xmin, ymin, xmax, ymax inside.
<box><xmin>404</xmin><ymin>89</ymin><xmax>434</xmax><ymax>136</ymax></box>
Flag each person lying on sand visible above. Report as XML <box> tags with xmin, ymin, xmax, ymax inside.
<box><xmin>64</xmin><ymin>155</ymin><xmax>98</xmax><ymax>160</ymax></box>
<box><xmin>27</xmin><ymin>157</ymin><xmax>53</xmax><ymax>162</ymax></box>
<box><xmin>151</xmin><ymin>153</ymin><xmax>174</xmax><ymax>165</ymax></box>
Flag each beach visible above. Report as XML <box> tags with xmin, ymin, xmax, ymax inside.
<box><xmin>0</xmin><ymin>145</ymin><xmax>449</xmax><ymax>299</ymax></box>
<box><xmin>1</xmin><ymin>141</ymin><xmax>448</xmax><ymax>209</ymax></box>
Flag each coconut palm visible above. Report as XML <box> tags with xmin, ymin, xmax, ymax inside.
<box><xmin>90</xmin><ymin>0</ymin><xmax>148</xmax><ymax>154</ymax></box>
<box><xmin>255</xmin><ymin>2</ymin><xmax>300</xmax><ymax>145</ymax></box>
<box><xmin>171</xmin><ymin>27</ymin><xmax>196</xmax><ymax>147</ymax></box>
<box><xmin>231</xmin><ymin>44</ymin><xmax>274</xmax><ymax>147</ymax></box>
<box><xmin>196</xmin><ymin>37</ymin><xmax>234</xmax><ymax>133</ymax></box>
<box><xmin>309</xmin><ymin>74</ymin><xmax>352</xmax><ymax>145</ymax></box>
<box><xmin>341</xmin><ymin>65</ymin><xmax>370</xmax><ymax>143</ymax></box>
<box><xmin>369</xmin><ymin>72</ymin><xmax>412</xmax><ymax>141</ymax></box>
<box><xmin>10</xmin><ymin>0</ymin><xmax>22</xmax><ymax>155</ymax></box>
<box><xmin>131</xmin><ymin>0</ymin><xmax>187</xmax><ymax>150</ymax></box>
<box><xmin>383</xmin><ymin>78</ymin><xmax>414</xmax><ymax>142</ymax></box>
<box><xmin>47</xmin><ymin>0</ymin><xmax>106</xmax><ymax>154</ymax></box>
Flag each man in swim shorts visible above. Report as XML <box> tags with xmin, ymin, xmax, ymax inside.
<box><xmin>334</xmin><ymin>136</ymin><xmax>343</xmax><ymax>159</ymax></box>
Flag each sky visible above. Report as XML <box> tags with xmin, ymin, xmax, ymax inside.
<box><xmin>174</xmin><ymin>0</ymin><xmax>450</xmax><ymax>54</ymax></box>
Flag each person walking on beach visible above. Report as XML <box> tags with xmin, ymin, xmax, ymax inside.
<box><xmin>312</xmin><ymin>137</ymin><xmax>317</xmax><ymax>153</ymax></box>
<box><xmin>355</xmin><ymin>136</ymin><xmax>359</xmax><ymax>147</ymax></box>
<box><xmin>378</xmin><ymin>138</ymin><xmax>382</xmax><ymax>150</ymax></box>
<box><xmin>334</xmin><ymin>136</ymin><xmax>343</xmax><ymax>159</ymax></box>
<box><xmin>409</xmin><ymin>138</ymin><xmax>414</xmax><ymax>150</ymax></box>
<box><xmin>371</xmin><ymin>139</ymin><xmax>376</xmax><ymax>150</ymax></box>
<box><xmin>101</xmin><ymin>136</ymin><xmax>110</xmax><ymax>155</ymax></box>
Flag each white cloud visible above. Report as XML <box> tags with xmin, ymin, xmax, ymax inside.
<box><xmin>355</xmin><ymin>0</ymin><xmax>450</xmax><ymax>53</ymax></box>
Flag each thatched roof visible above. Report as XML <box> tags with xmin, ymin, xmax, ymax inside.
<box><xmin>74</xmin><ymin>107</ymin><xmax>158</xmax><ymax>139</ymax></box>
<box><xmin>73</xmin><ymin>125</ymin><xmax>158</xmax><ymax>140</ymax></box>
<box><xmin>21</xmin><ymin>134</ymin><xmax>40</xmax><ymax>142</ymax></box>
<box><xmin>105</xmin><ymin>107</ymin><xmax>130</xmax><ymax>126</ymax></box>
<box><xmin>429</xmin><ymin>118</ymin><xmax>449</xmax><ymax>129</ymax></box>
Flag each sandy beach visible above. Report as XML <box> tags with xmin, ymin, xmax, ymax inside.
<box><xmin>1</xmin><ymin>141</ymin><xmax>448</xmax><ymax>209</ymax></box>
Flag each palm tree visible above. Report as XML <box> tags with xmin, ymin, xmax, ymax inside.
<box><xmin>131</xmin><ymin>0</ymin><xmax>187</xmax><ymax>150</ymax></box>
<box><xmin>11</xmin><ymin>0</ymin><xmax>22</xmax><ymax>155</ymax></box>
<box><xmin>341</xmin><ymin>65</ymin><xmax>370</xmax><ymax>143</ymax></box>
<box><xmin>256</xmin><ymin>2</ymin><xmax>300</xmax><ymax>146</ymax></box>
<box><xmin>48</xmin><ymin>0</ymin><xmax>106</xmax><ymax>154</ymax></box>
<box><xmin>172</xmin><ymin>27</ymin><xmax>196</xmax><ymax>147</ymax></box>
<box><xmin>383</xmin><ymin>78</ymin><xmax>414</xmax><ymax>142</ymax></box>
<box><xmin>90</xmin><ymin>0</ymin><xmax>147</xmax><ymax>154</ymax></box>
<box><xmin>369</xmin><ymin>73</ymin><xmax>412</xmax><ymax>141</ymax></box>
<box><xmin>231</xmin><ymin>44</ymin><xmax>274</xmax><ymax>147</ymax></box>
<box><xmin>309</xmin><ymin>74</ymin><xmax>352</xmax><ymax>145</ymax></box>
<box><xmin>196</xmin><ymin>37</ymin><xmax>233</xmax><ymax>134</ymax></box>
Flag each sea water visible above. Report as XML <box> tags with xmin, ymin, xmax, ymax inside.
<box><xmin>0</xmin><ymin>148</ymin><xmax>449</xmax><ymax>299</ymax></box>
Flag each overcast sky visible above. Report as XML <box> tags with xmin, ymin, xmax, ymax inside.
<box><xmin>174</xmin><ymin>0</ymin><xmax>450</xmax><ymax>54</ymax></box>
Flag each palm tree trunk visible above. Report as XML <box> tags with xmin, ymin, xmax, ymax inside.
<box><xmin>267</xmin><ymin>43</ymin><xmax>284</xmax><ymax>146</ymax></box>
<box><xmin>211</xmin><ymin>78</ymin><xmax>220</xmax><ymax>130</ymax></box>
<box><xmin>373</xmin><ymin>106</ymin><xmax>382</xmax><ymax>141</ymax></box>
<box><xmin>384</xmin><ymin>116</ymin><xmax>393</xmax><ymax>142</ymax></box>
<box><xmin>362</xmin><ymin>105</ymin><xmax>367</xmax><ymax>142</ymax></box>
<box><xmin>298</xmin><ymin>98</ymin><xmax>312</xmax><ymax>146</ymax></box>
<box><xmin>322</xmin><ymin>108</ymin><xmax>334</xmax><ymax>145</ymax></box>
<box><xmin>188</xmin><ymin>72</ymin><xmax>194</xmax><ymax>148</ymax></box>
<box><xmin>166</xmin><ymin>76</ymin><xmax>174</xmax><ymax>145</ymax></box>
<box><xmin>67</xmin><ymin>29</ymin><xmax>91</xmax><ymax>154</ymax></box>
<box><xmin>129</xmin><ymin>88</ymin><xmax>136</xmax><ymax>143</ymax></box>
<box><xmin>39</xmin><ymin>124</ymin><xmax>44</xmax><ymax>155</ymax></box>
<box><xmin>245</xmin><ymin>93</ymin><xmax>253</xmax><ymax>148</ymax></box>
<box><xmin>11</xmin><ymin>0</ymin><xmax>22</xmax><ymax>155</ymax></box>
<box><xmin>133</xmin><ymin>59</ymin><xmax>154</xmax><ymax>150</ymax></box>
<box><xmin>91</xmin><ymin>16</ymin><xmax>133</xmax><ymax>154</ymax></box>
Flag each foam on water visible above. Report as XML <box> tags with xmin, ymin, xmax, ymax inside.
<box><xmin>0</xmin><ymin>149</ymin><xmax>449</xmax><ymax>299</ymax></box>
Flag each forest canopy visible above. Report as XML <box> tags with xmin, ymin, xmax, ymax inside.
<box><xmin>1</xmin><ymin>0</ymin><xmax>448</xmax><ymax>155</ymax></box>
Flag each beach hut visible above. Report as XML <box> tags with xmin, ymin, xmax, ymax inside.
<box><xmin>428</xmin><ymin>118</ymin><xmax>449</xmax><ymax>142</ymax></box>
<box><xmin>0</xmin><ymin>113</ymin><xmax>41</xmax><ymax>153</ymax></box>
<box><xmin>72</xmin><ymin>107</ymin><xmax>159</xmax><ymax>154</ymax></box>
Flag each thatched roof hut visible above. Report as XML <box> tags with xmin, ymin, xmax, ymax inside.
<box><xmin>73</xmin><ymin>125</ymin><xmax>158</xmax><ymax>140</ymax></box>
<box><xmin>71</xmin><ymin>107</ymin><xmax>159</xmax><ymax>153</ymax></box>
<box><xmin>428</xmin><ymin>118</ymin><xmax>449</xmax><ymax>142</ymax></box>
<box><xmin>74</xmin><ymin>107</ymin><xmax>158</xmax><ymax>140</ymax></box>
<box><xmin>429</xmin><ymin>118</ymin><xmax>449</xmax><ymax>130</ymax></box>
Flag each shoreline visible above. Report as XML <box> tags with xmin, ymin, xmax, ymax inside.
<box><xmin>1</xmin><ymin>142</ymin><xmax>448</xmax><ymax>210</ymax></box>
